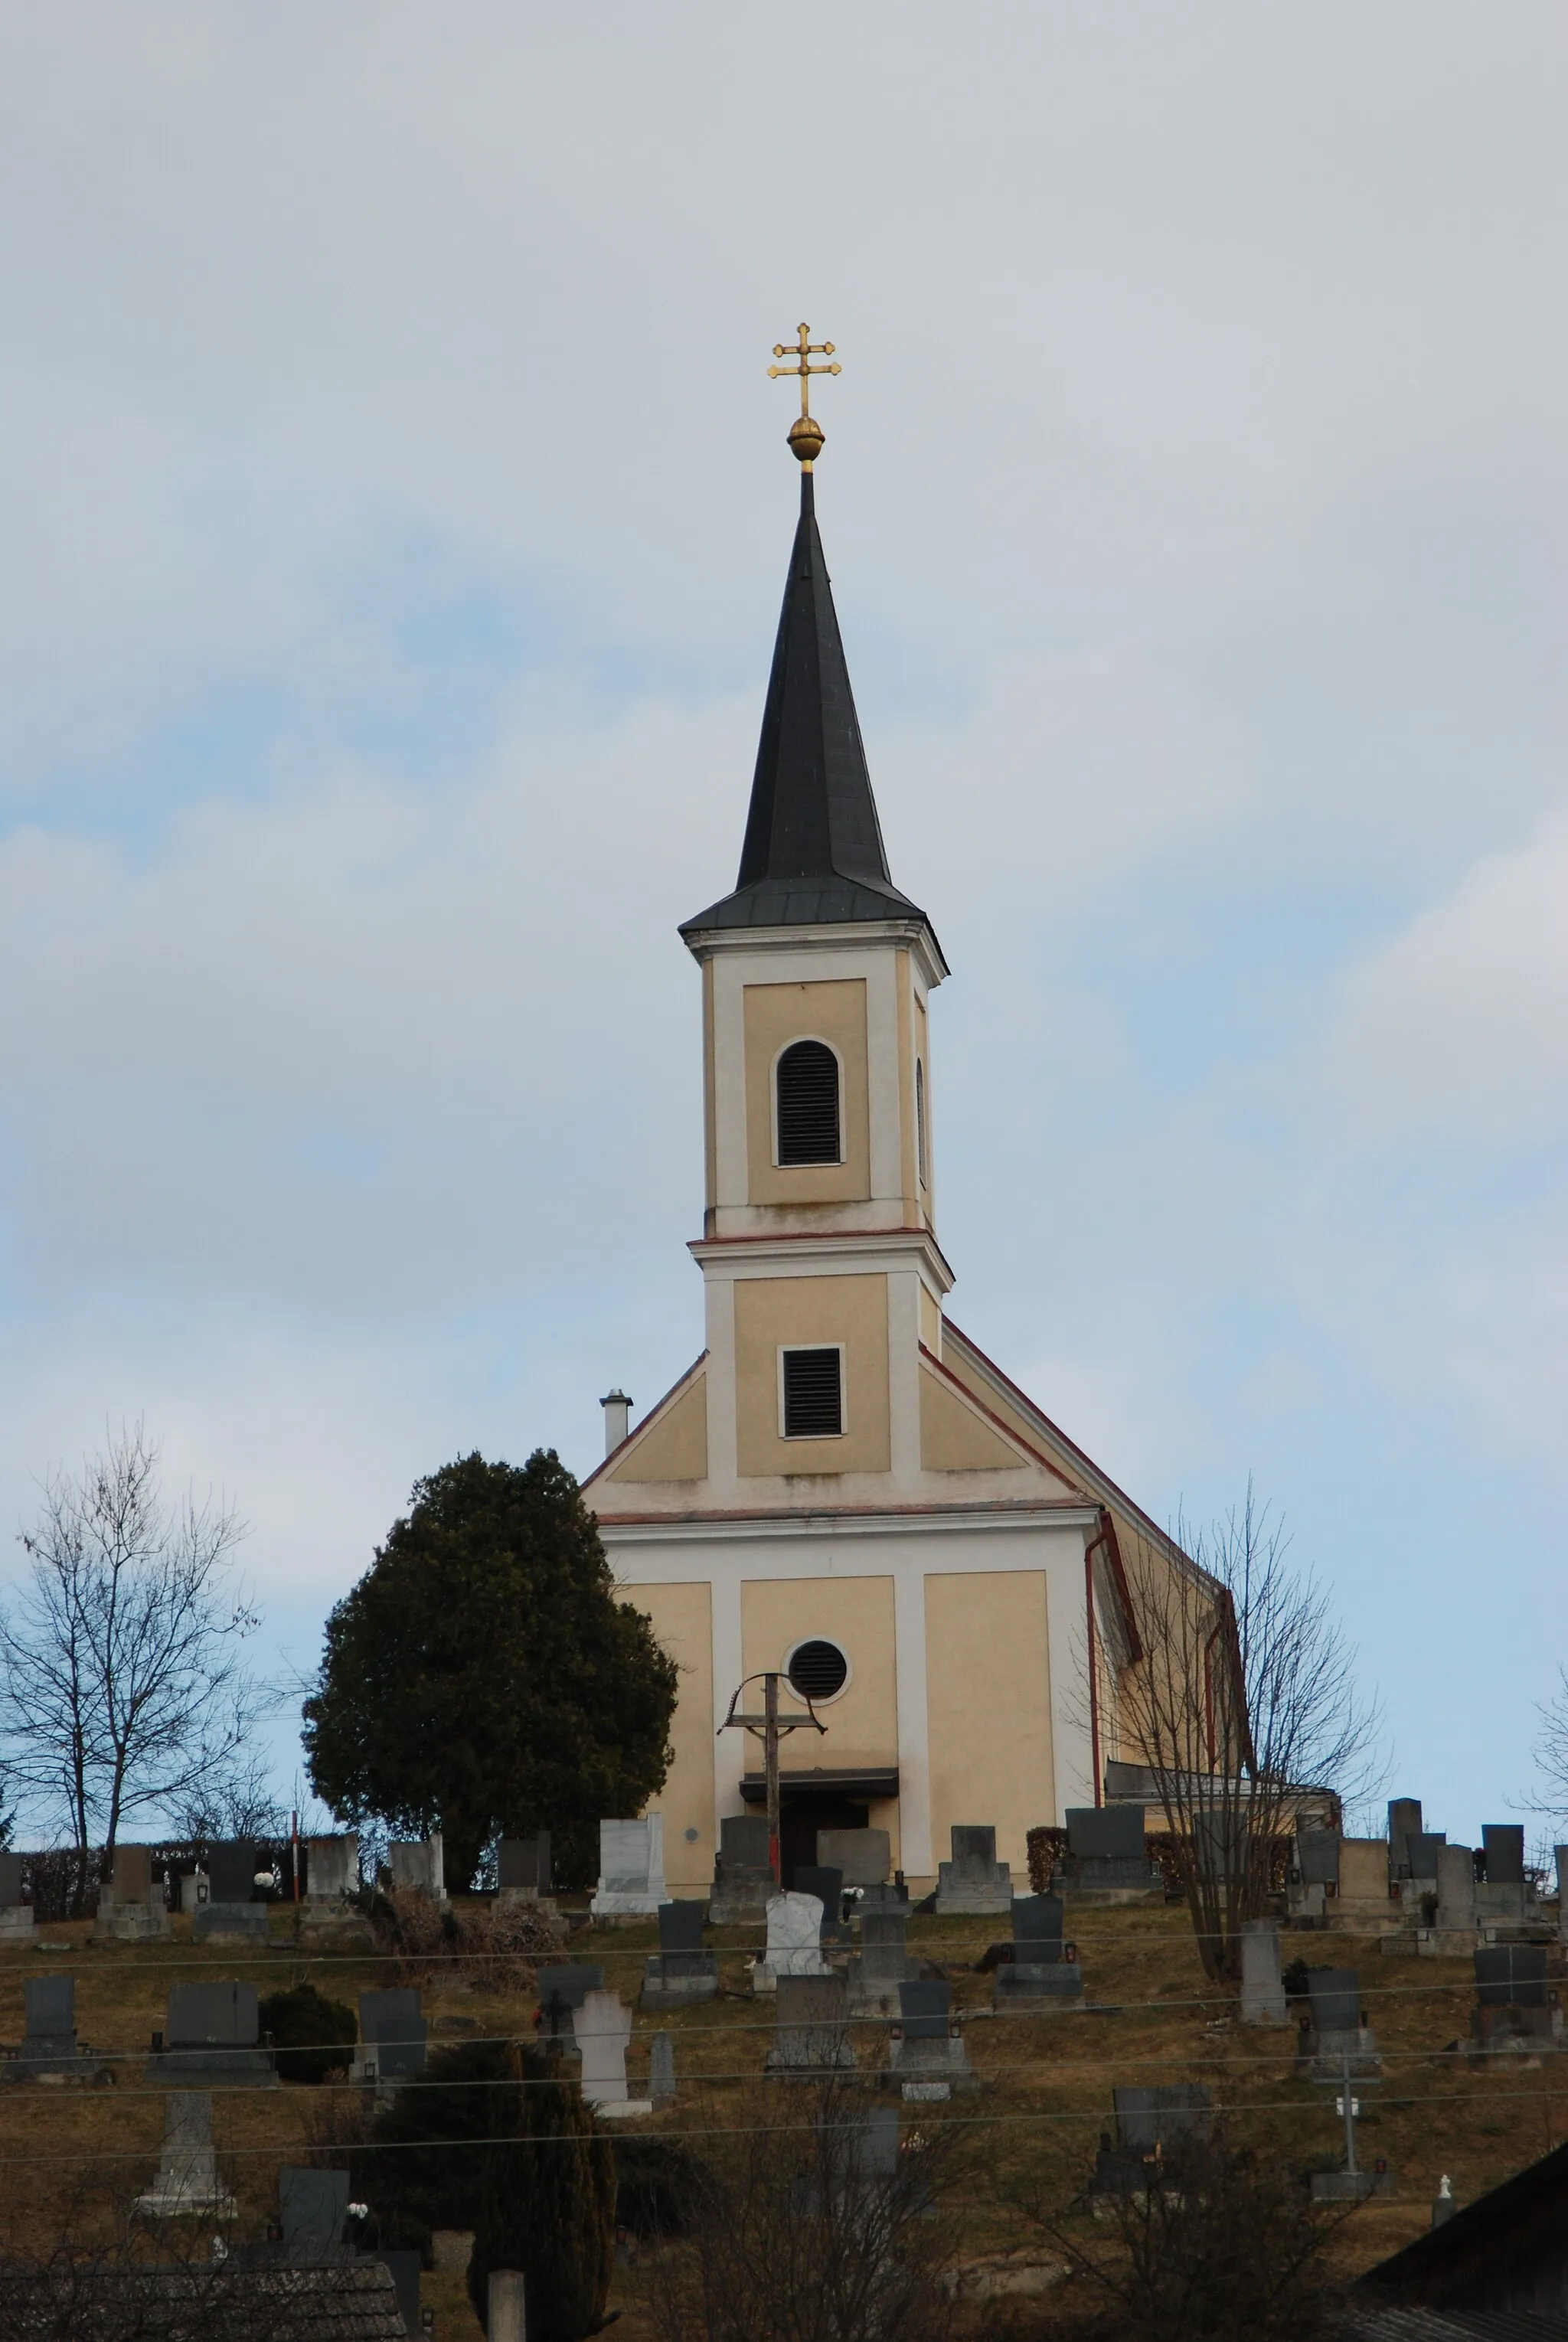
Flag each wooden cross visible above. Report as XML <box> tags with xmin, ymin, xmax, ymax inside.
<box><xmin>768</xmin><ymin>322</ymin><xmax>841</xmax><ymax>417</ymax></box>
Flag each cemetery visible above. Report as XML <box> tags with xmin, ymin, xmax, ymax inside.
<box><xmin>0</xmin><ymin>1798</ymin><xmax>1562</xmax><ymax>2334</ymax></box>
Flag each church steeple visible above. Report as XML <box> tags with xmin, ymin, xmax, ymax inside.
<box><xmin>681</xmin><ymin>330</ymin><xmax>934</xmax><ymax>943</ymax></box>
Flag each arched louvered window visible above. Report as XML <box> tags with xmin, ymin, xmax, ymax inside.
<box><xmin>776</xmin><ymin>1040</ymin><xmax>841</xmax><ymax>1166</ymax></box>
<box><xmin>916</xmin><ymin>1059</ymin><xmax>928</xmax><ymax>1189</ymax></box>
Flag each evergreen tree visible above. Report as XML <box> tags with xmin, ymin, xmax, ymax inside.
<box><xmin>302</xmin><ymin>1450</ymin><xmax>677</xmax><ymax>1887</ymax></box>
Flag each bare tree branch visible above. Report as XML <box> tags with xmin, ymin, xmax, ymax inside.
<box><xmin>1116</xmin><ymin>1485</ymin><xmax>1385</xmax><ymax>1981</ymax></box>
<box><xmin>0</xmin><ymin>1424</ymin><xmax>276</xmax><ymax>1906</ymax></box>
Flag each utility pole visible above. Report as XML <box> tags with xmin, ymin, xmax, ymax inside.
<box><xmin>1337</xmin><ymin>2050</ymin><xmax>1358</xmax><ymax>2176</ymax></box>
<box><xmin>719</xmin><ymin>1672</ymin><xmax>827</xmax><ymax>1884</ymax></box>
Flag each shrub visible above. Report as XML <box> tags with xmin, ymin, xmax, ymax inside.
<box><xmin>259</xmin><ymin>1984</ymin><xmax>358</xmax><ymax>2086</ymax></box>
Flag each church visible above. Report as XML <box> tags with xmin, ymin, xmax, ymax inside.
<box><xmin>583</xmin><ymin>335</ymin><xmax>1185</xmax><ymax>1896</ymax></box>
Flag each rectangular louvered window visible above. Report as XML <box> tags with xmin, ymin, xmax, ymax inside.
<box><xmin>780</xmin><ymin>1346</ymin><xmax>844</xmax><ymax>1439</ymax></box>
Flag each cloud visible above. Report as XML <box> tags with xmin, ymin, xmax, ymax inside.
<box><xmin>1323</xmin><ymin>813</ymin><xmax>1568</xmax><ymax>1143</ymax></box>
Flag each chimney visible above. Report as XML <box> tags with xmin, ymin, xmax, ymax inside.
<box><xmin>600</xmin><ymin>1390</ymin><xmax>632</xmax><ymax>1457</ymax></box>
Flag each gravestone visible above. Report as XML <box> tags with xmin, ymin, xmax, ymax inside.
<box><xmin>795</xmin><ymin>1865</ymin><xmax>846</xmax><ymax>1939</ymax></box>
<box><xmin>489</xmin><ymin>2271</ymin><xmax>527</xmax><ymax>2342</ymax></box>
<box><xmin>158</xmin><ymin>1981</ymin><xmax>276</xmax><ymax>2086</ymax></box>
<box><xmin>1468</xmin><ymin>1945</ymin><xmax>1561</xmax><ymax>2054</ymax></box>
<box><xmin>388</xmin><ymin>1834</ymin><xmax>446</xmax><ymax>1901</ymax></box>
<box><xmin>1094</xmin><ymin>2083</ymin><xmax>1212</xmax><ymax>2190</ymax></box>
<box><xmin>358</xmin><ymin>1988</ymin><xmax>427</xmax><ymax>2082</ymax></box>
<box><xmin>1475</xmin><ymin>1945</ymin><xmax>1547</xmax><ymax>2008</ymax></box>
<box><xmin>574</xmin><ymin>1989</ymin><xmax>650</xmax><ymax>2115</ymax></box>
<box><xmin>0</xmin><ymin>1850</ymin><xmax>32</xmax><ymax>1940</ymax></box>
<box><xmin>178</xmin><ymin>1871</ymin><xmax>208</xmax><ymax>1916</ymax></box>
<box><xmin>135</xmin><ymin>2091</ymin><xmax>235</xmax><ymax>2216</ymax></box>
<box><xmin>1483</xmin><ymin>1825</ymin><xmax>1526</xmax><ymax>1886</ymax></box>
<box><xmin>1387</xmin><ymin>1798</ymin><xmax>1423</xmax><ymax>1877</ymax></box>
<box><xmin>95</xmin><ymin>1842</ymin><xmax>169</xmax><ymax>1941</ymax></box>
<box><xmin>1297</xmin><ymin>1831</ymin><xmax>1341</xmax><ymax>1886</ymax></box>
<box><xmin>755</xmin><ymin>1891</ymin><xmax>828</xmax><ymax>1989</ymax></box>
<box><xmin>498</xmin><ymin>1834</ymin><xmax>551</xmax><ymax>1896</ymax></box>
<box><xmin>279</xmin><ymin>2167</ymin><xmax>350</xmax><ymax>2261</ymax></box>
<box><xmin>5</xmin><ymin>1974</ymin><xmax>100</xmax><ymax>2082</ymax></box>
<box><xmin>1296</xmin><ymin>1967</ymin><xmax>1379</xmax><ymax>2078</ymax></box>
<box><xmin>591</xmin><ymin>1816</ymin><xmax>666</xmax><ymax>1918</ymax></box>
<box><xmin>1240</xmin><ymin>1919</ymin><xmax>1289</xmax><ymax>2026</ymax></box>
<box><xmin>1062</xmin><ymin>1807</ymin><xmax>1161</xmax><ymax>1895</ymax></box>
<box><xmin>1406</xmin><ymin>1834</ymin><xmax>1446</xmax><ymax>1880</ymax></box>
<box><xmin>305</xmin><ymin>1836</ymin><xmax>359</xmax><ymax>1901</ymax></box>
<box><xmin>537</xmin><ymin>1965</ymin><xmax>606</xmax><ymax>2041</ymax></box>
<box><xmin>1434</xmin><ymin>1844</ymin><xmax>1478</xmax><ymax>1944</ymax></box>
<box><xmin>996</xmin><ymin>1893</ymin><xmax>1083</xmax><ymax>2007</ymax></box>
<box><xmin>1334</xmin><ymin>1837</ymin><xmax>1396</xmax><ymax>1929</ymax></box>
<box><xmin>848</xmin><ymin>1907</ymin><xmax>920</xmax><ymax>2016</ymax></box>
<box><xmin>648</xmin><ymin>2031</ymin><xmax>675</xmax><ymax>2110</ymax></box>
<box><xmin>1557</xmin><ymin>1847</ymin><xmax>1568</xmax><ymax>1944</ymax></box>
<box><xmin>641</xmin><ymin>1901</ymin><xmax>717</xmax><ymax>2008</ymax></box>
<box><xmin>710</xmin><ymin>1813</ymin><xmax>773</xmax><ymax>1922</ymax></box>
<box><xmin>936</xmin><ymin>1825</ymin><xmax>1013</xmax><ymax>1916</ymax></box>
<box><xmin>194</xmin><ymin>1842</ymin><xmax>266</xmax><ymax>1943</ymax></box>
<box><xmin>1193</xmin><ymin>1809</ymin><xmax>1250</xmax><ymax>1885</ymax></box>
<box><xmin>766</xmin><ymin>1975</ymin><xmax>854</xmax><ymax>2075</ymax></box>
<box><xmin>888</xmin><ymin>1978</ymin><xmax>974</xmax><ymax>2099</ymax></box>
<box><xmin>817</xmin><ymin>1828</ymin><xmax>890</xmax><ymax>1887</ymax></box>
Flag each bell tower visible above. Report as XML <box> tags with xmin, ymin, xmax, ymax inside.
<box><xmin>678</xmin><ymin>329</ymin><xmax>950</xmax><ymax>1498</ymax></box>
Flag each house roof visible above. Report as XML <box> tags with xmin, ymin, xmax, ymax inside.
<box><xmin>680</xmin><ymin>471</ymin><xmax>939</xmax><ymax>949</ymax></box>
<box><xmin>0</xmin><ymin>2259</ymin><xmax>410</xmax><ymax>2340</ymax></box>
<box><xmin>1355</xmin><ymin>2136</ymin><xmax>1568</xmax><ymax>2316</ymax></box>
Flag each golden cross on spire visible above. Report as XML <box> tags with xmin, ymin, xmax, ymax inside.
<box><xmin>768</xmin><ymin>322</ymin><xmax>841</xmax><ymax>469</ymax></box>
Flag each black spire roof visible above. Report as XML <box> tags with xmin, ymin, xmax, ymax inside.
<box><xmin>681</xmin><ymin>472</ymin><xmax>936</xmax><ymax>939</ymax></box>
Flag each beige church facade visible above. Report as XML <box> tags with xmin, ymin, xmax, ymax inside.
<box><xmin>583</xmin><ymin>443</ymin><xmax>1173</xmax><ymax>1896</ymax></box>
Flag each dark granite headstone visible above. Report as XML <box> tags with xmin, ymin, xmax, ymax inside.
<box><xmin>898</xmin><ymin>1980</ymin><xmax>950</xmax><ymax>2042</ymax></box>
<box><xmin>279</xmin><ymin>2167</ymin><xmax>349</xmax><ymax>2261</ymax></box>
<box><xmin>168</xmin><ymin>1981</ymin><xmax>259</xmax><ymax>2047</ymax></box>
<box><xmin>1296</xmin><ymin>1830</ymin><xmax>1340</xmax><ymax>1886</ymax></box>
<box><xmin>950</xmin><ymin>1827</ymin><xmax>997</xmax><ymax>1880</ymax></box>
<box><xmin>658</xmin><ymin>1900</ymin><xmax>707</xmax><ymax>1954</ymax></box>
<box><xmin>1012</xmin><ymin>1895</ymin><xmax>1064</xmax><ymax>1961</ymax></box>
<box><xmin>205</xmin><ymin>1844</ymin><xmax>255</xmax><ymax>1904</ymax></box>
<box><xmin>1193</xmin><ymin>1809</ymin><xmax>1249</xmax><ymax>1880</ymax></box>
<box><xmin>1475</xmin><ymin>1945</ymin><xmax>1547</xmax><ymax>2010</ymax></box>
<box><xmin>1482</xmin><ymin>1825</ymin><xmax>1525</xmax><ymax>1886</ymax></box>
<box><xmin>359</xmin><ymin>1989</ymin><xmax>427</xmax><ymax>2079</ymax></box>
<box><xmin>795</xmin><ymin>1865</ymin><xmax>844</xmax><ymax>1923</ymax></box>
<box><xmin>25</xmin><ymin>1975</ymin><xmax>74</xmax><ymax>2049</ymax></box>
<box><xmin>1406</xmin><ymin>1833</ymin><xmax>1446</xmax><ymax>1879</ymax></box>
<box><xmin>0</xmin><ymin>1854</ymin><xmax>22</xmax><ymax>1908</ymax></box>
<box><xmin>1305</xmin><ymin>1968</ymin><xmax>1360</xmax><ymax>2036</ymax></box>
<box><xmin>720</xmin><ymin>1815</ymin><xmax>772</xmax><ymax>1870</ymax></box>
<box><xmin>1387</xmin><ymin>1798</ymin><xmax>1423</xmax><ymax>1875</ymax></box>
<box><xmin>537</xmin><ymin>1964</ymin><xmax>605</xmax><ymax>2036</ymax></box>
<box><xmin>1113</xmin><ymin>2084</ymin><xmax>1211</xmax><ymax>2150</ymax></box>
<box><xmin>498</xmin><ymin>1834</ymin><xmax>551</xmax><ymax>1894</ymax></box>
<box><xmin>1067</xmin><ymin>1808</ymin><xmax>1145</xmax><ymax>1862</ymax></box>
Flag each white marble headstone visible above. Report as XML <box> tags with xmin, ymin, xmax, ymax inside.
<box><xmin>136</xmin><ymin>2092</ymin><xmax>235</xmax><ymax>2216</ymax></box>
<box><xmin>765</xmin><ymin>1890</ymin><xmax>828</xmax><ymax>1978</ymax></box>
<box><xmin>591</xmin><ymin>1816</ymin><xmax>666</xmax><ymax>1916</ymax></box>
<box><xmin>573</xmin><ymin>1989</ymin><xmax>650</xmax><ymax>2117</ymax></box>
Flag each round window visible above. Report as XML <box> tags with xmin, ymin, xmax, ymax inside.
<box><xmin>787</xmin><ymin>1638</ymin><xmax>850</xmax><ymax>1702</ymax></box>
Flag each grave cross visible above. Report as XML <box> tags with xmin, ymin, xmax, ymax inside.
<box><xmin>718</xmin><ymin>1671</ymin><xmax>827</xmax><ymax>1886</ymax></box>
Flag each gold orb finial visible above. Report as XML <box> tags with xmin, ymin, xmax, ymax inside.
<box><xmin>767</xmin><ymin>322</ymin><xmax>840</xmax><ymax>470</ymax></box>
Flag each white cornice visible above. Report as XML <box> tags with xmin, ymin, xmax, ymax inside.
<box><xmin>688</xmin><ymin>1226</ymin><xmax>955</xmax><ymax>1294</ymax></box>
<box><xmin>682</xmin><ymin>918</ymin><xmax>949</xmax><ymax>991</ymax></box>
<box><xmin>597</xmin><ymin>1502</ymin><xmax>1099</xmax><ymax>1543</ymax></box>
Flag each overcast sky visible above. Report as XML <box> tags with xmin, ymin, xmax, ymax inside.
<box><xmin>1</xmin><ymin>6</ymin><xmax>1563</xmax><ymax>1842</ymax></box>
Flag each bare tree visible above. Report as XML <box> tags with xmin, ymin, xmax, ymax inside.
<box><xmin>1524</xmin><ymin>1669</ymin><xmax>1568</xmax><ymax>1827</ymax></box>
<box><xmin>0</xmin><ymin>1426</ymin><xmax>273</xmax><ymax>1906</ymax></box>
<box><xmin>639</xmin><ymin>2079</ymin><xmax>969</xmax><ymax>2342</ymax></box>
<box><xmin>1116</xmin><ymin>1486</ymin><xmax>1383</xmax><ymax>1981</ymax></box>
